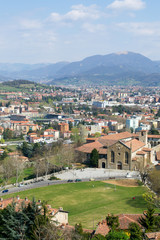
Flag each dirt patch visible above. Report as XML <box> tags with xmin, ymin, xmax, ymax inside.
<box><xmin>103</xmin><ymin>179</ymin><xmax>139</xmax><ymax>187</ymax></box>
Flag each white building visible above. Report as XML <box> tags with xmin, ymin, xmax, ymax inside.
<box><xmin>126</xmin><ymin>117</ymin><xmax>139</xmax><ymax>131</ymax></box>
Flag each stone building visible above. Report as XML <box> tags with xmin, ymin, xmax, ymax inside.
<box><xmin>76</xmin><ymin>131</ymin><xmax>152</xmax><ymax>171</ymax></box>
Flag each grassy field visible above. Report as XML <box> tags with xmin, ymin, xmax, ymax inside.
<box><xmin>3</xmin><ymin>181</ymin><xmax>147</xmax><ymax>229</ymax></box>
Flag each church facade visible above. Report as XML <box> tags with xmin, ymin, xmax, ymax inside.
<box><xmin>76</xmin><ymin>131</ymin><xmax>152</xmax><ymax>171</ymax></box>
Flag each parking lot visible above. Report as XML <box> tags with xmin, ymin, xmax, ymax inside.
<box><xmin>55</xmin><ymin>168</ymin><xmax>140</xmax><ymax>180</ymax></box>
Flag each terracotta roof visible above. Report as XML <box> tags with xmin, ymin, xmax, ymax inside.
<box><xmin>98</xmin><ymin>138</ymin><xmax>118</xmax><ymax>147</ymax></box>
<box><xmin>86</xmin><ymin>138</ymin><xmax>97</xmax><ymax>141</ymax></box>
<box><xmin>122</xmin><ymin>139</ymin><xmax>145</xmax><ymax>152</ymax></box>
<box><xmin>8</xmin><ymin>152</ymin><xmax>19</xmax><ymax>156</ymax></box>
<box><xmin>100</xmin><ymin>131</ymin><xmax>132</xmax><ymax>141</ymax></box>
<box><xmin>145</xmin><ymin>232</ymin><xmax>160</xmax><ymax>239</ymax></box>
<box><xmin>0</xmin><ymin>197</ymin><xmax>67</xmax><ymax>219</ymax></box>
<box><xmin>136</xmin><ymin>151</ymin><xmax>146</xmax><ymax>155</ymax></box>
<box><xmin>11</xmin><ymin>121</ymin><xmax>29</xmax><ymax>124</ymax></box>
<box><xmin>148</xmin><ymin>135</ymin><xmax>160</xmax><ymax>139</ymax></box>
<box><xmin>76</xmin><ymin>141</ymin><xmax>107</xmax><ymax>154</ymax></box>
<box><xmin>28</xmin><ymin>132</ymin><xmax>37</xmax><ymax>136</ymax></box>
<box><xmin>41</xmin><ymin>134</ymin><xmax>54</xmax><ymax>138</ymax></box>
<box><xmin>45</xmin><ymin>129</ymin><xmax>58</xmax><ymax>132</ymax></box>
<box><xmin>142</xmin><ymin>147</ymin><xmax>151</xmax><ymax>152</ymax></box>
<box><xmin>118</xmin><ymin>214</ymin><xmax>142</xmax><ymax>229</ymax></box>
<box><xmin>95</xmin><ymin>214</ymin><xmax>142</xmax><ymax>236</ymax></box>
<box><xmin>95</xmin><ymin>220</ymin><xmax>110</xmax><ymax>236</ymax></box>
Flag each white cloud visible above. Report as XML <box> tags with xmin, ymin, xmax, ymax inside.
<box><xmin>20</xmin><ymin>19</ymin><xmax>42</xmax><ymax>29</ymax></box>
<box><xmin>49</xmin><ymin>4</ymin><xmax>101</xmax><ymax>22</ymax></box>
<box><xmin>82</xmin><ymin>23</ymin><xmax>105</xmax><ymax>33</ymax></box>
<box><xmin>107</xmin><ymin>0</ymin><xmax>146</xmax><ymax>11</ymax></box>
<box><xmin>117</xmin><ymin>22</ymin><xmax>160</xmax><ymax>36</ymax></box>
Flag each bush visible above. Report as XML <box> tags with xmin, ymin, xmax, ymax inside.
<box><xmin>137</xmin><ymin>180</ymin><xmax>143</xmax><ymax>186</ymax></box>
<box><xmin>49</xmin><ymin>176</ymin><xmax>61</xmax><ymax>180</ymax></box>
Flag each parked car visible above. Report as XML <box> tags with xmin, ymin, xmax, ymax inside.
<box><xmin>75</xmin><ymin>179</ymin><xmax>82</xmax><ymax>182</ymax></box>
<box><xmin>18</xmin><ymin>183</ymin><xmax>24</xmax><ymax>187</ymax></box>
<box><xmin>67</xmin><ymin>179</ymin><xmax>73</xmax><ymax>182</ymax></box>
<box><xmin>2</xmin><ymin>189</ymin><xmax>9</xmax><ymax>193</ymax></box>
<box><xmin>89</xmin><ymin>178</ymin><xmax>95</xmax><ymax>181</ymax></box>
<box><xmin>126</xmin><ymin>173</ymin><xmax>132</xmax><ymax>178</ymax></box>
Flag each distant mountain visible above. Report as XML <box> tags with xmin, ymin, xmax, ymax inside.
<box><xmin>1</xmin><ymin>52</ymin><xmax>160</xmax><ymax>86</ymax></box>
<box><xmin>56</xmin><ymin>52</ymin><xmax>160</xmax><ymax>76</ymax></box>
<box><xmin>0</xmin><ymin>62</ymin><xmax>69</xmax><ymax>82</ymax></box>
<box><xmin>49</xmin><ymin>52</ymin><xmax>160</xmax><ymax>86</ymax></box>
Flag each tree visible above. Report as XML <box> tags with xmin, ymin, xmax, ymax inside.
<box><xmin>69</xmin><ymin>121</ymin><xmax>73</xmax><ymax>131</ymax></box>
<box><xmin>106</xmin><ymin>214</ymin><xmax>119</xmax><ymax>232</ymax></box>
<box><xmin>71</xmin><ymin>127</ymin><xmax>79</xmax><ymax>142</ymax></box>
<box><xmin>79</xmin><ymin>124</ymin><xmax>87</xmax><ymax>144</ymax></box>
<box><xmin>149</xmin><ymin>127</ymin><xmax>159</xmax><ymax>135</ymax></box>
<box><xmin>0</xmin><ymin>138</ymin><xmax>5</xmax><ymax>144</ymax></box>
<box><xmin>90</xmin><ymin>149</ymin><xmax>99</xmax><ymax>167</ymax></box>
<box><xmin>94</xmin><ymin>132</ymin><xmax>101</xmax><ymax>138</ymax></box>
<box><xmin>138</xmin><ymin>206</ymin><xmax>155</xmax><ymax>232</ymax></box>
<box><xmin>105</xmin><ymin>231</ymin><xmax>129</xmax><ymax>240</ymax></box>
<box><xmin>0</xmin><ymin>203</ymin><xmax>29</xmax><ymax>239</ymax></box>
<box><xmin>128</xmin><ymin>222</ymin><xmax>142</xmax><ymax>240</ymax></box>
<box><xmin>143</xmin><ymin>192</ymin><xmax>160</xmax><ymax>210</ymax></box>
<box><xmin>154</xmin><ymin>215</ymin><xmax>160</xmax><ymax>232</ymax></box>
<box><xmin>75</xmin><ymin>223</ymin><xmax>83</xmax><ymax>235</ymax></box>
<box><xmin>12</xmin><ymin>154</ymin><xmax>24</xmax><ymax>187</ymax></box>
<box><xmin>0</xmin><ymin>198</ymin><xmax>48</xmax><ymax>240</ymax></box>
<box><xmin>3</xmin><ymin>128</ymin><xmax>14</xmax><ymax>140</ymax></box>
<box><xmin>147</xmin><ymin>169</ymin><xmax>160</xmax><ymax>196</ymax></box>
<box><xmin>1</xmin><ymin>158</ymin><xmax>15</xmax><ymax>184</ymax></box>
<box><xmin>92</xmin><ymin>234</ymin><xmax>106</xmax><ymax>240</ymax></box>
<box><xmin>21</xmin><ymin>142</ymin><xmax>33</xmax><ymax>158</ymax></box>
<box><xmin>0</xmin><ymin>150</ymin><xmax>8</xmax><ymax>160</ymax></box>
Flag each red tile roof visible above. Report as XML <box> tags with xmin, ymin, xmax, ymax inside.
<box><xmin>123</xmin><ymin>139</ymin><xmax>145</xmax><ymax>153</ymax></box>
<box><xmin>100</xmin><ymin>131</ymin><xmax>132</xmax><ymax>141</ymax></box>
<box><xmin>145</xmin><ymin>232</ymin><xmax>160</xmax><ymax>239</ymax></box>
<box><xmin>76</xmin><ymin>141</ymin><xmax>107</xmax><ymax>154</ymax></box>
<box><xmin>95</xmin><ymin>214</ymin><xmax>142</xmax><ymax>236</ymax></box>
<box><xmin>148</xmin><ymin>135</ymin><xmax>160</xmax><ymax>139</ymax></box>
<box><xmin>136</xmin><ymin>151</ymin><xmax>146</xmax><ymax>155</ymax></box>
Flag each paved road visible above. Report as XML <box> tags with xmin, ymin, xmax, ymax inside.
<box><xmin>0</xmin><ymin>168</ymin><xmax>140</xmax><ymax>196</ymax></box>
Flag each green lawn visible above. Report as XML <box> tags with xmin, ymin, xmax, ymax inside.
<box><xmin>7</xmin><ymin>167</ymin><xmax>35</xmax><ymax>184</ymax></box>
<box><xmin>3</xmin><ymin>181</ymin><xmax>147</xmax><ymax>229</ymax></box>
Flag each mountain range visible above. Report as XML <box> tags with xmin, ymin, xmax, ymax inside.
<box><xmin>0</xmin><ymin>52</ymin><xmax>160</xmax><ymax>86</ymax></box>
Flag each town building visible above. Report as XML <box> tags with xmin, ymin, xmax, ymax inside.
<box><xmin>76</xmin><ymin>131</ymin><xmax>152</xmax><ymax>171</ymax></box>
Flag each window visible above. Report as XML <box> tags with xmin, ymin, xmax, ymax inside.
<box><xmin>125</xmin><ymin>152</ymin><xmax>129</xmax><ymax>164</ymax></box>
<box><xmin>111</xmin><ymin>151</ymin><xmax>115</xmax><ymax>163</ymax></box>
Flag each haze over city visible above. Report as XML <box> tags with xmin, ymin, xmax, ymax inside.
<box><xmin>0</xmin><ymin>0</ymin><xmax>160</xmax><ymax>63</ymax></box>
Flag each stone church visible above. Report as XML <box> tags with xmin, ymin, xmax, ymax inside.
<box><xmin>76</xmin><ymin>131</ymin><xmax>152</xmax><ymax>171</ymax></box>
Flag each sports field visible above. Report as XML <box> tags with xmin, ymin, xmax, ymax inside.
<box><xmin>3</xmin><ymin>180</ymin><xmax>147</xmax><ymax>229</ymax></box>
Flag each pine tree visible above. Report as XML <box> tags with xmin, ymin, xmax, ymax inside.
<box><xmin>90</xmin><ymin>148</ymin><xmax>99</xmax><ymax>167</ymax></box>
<box><xmin>138</xmin><ymin>206</ymin><xmax>155</xmax><ymax>232</ymax></box>
<box><xmin>106</xmin><ymin>214</ymin><xmax>119</xmax><ymax>232</ymax></box>
<box><xmin>128</xmin><ymin>222</ymin><xmax>142</xmax><ymax>240</ymax></box>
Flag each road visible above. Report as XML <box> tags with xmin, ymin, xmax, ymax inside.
<box><xmin>0</xmin><ymin>168</ymin><xmax>140</xmax><ymax>196</ymax></box>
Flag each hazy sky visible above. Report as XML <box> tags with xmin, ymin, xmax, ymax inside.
<box><xmin>0</xmin><ymin>0</ymin><xmax>159</xmax><ymax>63</ymax></box>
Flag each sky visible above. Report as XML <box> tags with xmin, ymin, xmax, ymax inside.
<box><xmin>0</xmin><ymin>0</ymin><xmax>160</xmax><ymax>63</ymax></box>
